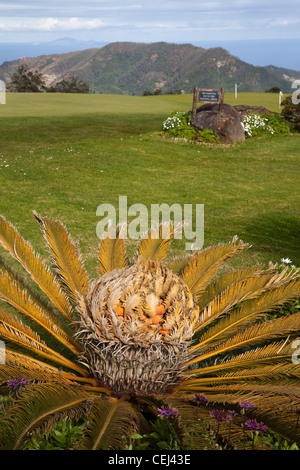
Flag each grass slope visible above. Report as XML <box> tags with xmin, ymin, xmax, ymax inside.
<box><xmin>0</xmin><ymin>92</ymin><xmax>299</xmax><ymax>275</ymax></box>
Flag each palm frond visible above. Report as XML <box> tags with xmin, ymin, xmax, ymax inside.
<box><xmin>98</xmin><ymin>224</ymin><xmax>127</xmax><ymax>276</ymax></box>
<box><xmin>167</xmin><ymin>255</ymin><xmax>193</xmax><ymax>275</ymax></box>
<box><xmin>185</xmin><ymin>341</ymin><xmax>292</xmax><ymax>377</ymax></box>
<box><xmin>195</xmin><ymin>272</ymin><xmax>290</xmax><ymax>332</ymax></box>
<box><xmin>0</xmin><ymin>382</ymin><xmax>92</xmax><ymax>450</ymax></box>
<box><xmin>0</xmin><ymin>258</ymin><xmax>79</xmax><ymax>344</ymax></box>
<box><xmin>250</xmin><ymin>399</ymin><xmax>300</xmax><ymax>444</ymax></box>
<box><xmin>79</xmin><ymin>396</ymin><xmax>136</xmax><ymax>450</ymax></box>
<box><xmin>191</xmin><ymin>280</ymin><xmax>300</xmax><ymax>354</ymax></box>
<box><xmin>0</xmin><ymin>349</ymin><xmax>100</xmax><ymax>386</ymax></box>
<box><xmin>0</xmin><ymin>309</ymin><xmax>85</xmax><ymax>375</ymax></box>
<box><xmin>180</xmin><ymin>236</ymin><xmax>250</xmax><ymax>298</ymax></box>
<box><xmin>137</xmin><ymin>222</ymin><xmax>176</xmax><ymax>263</ymax></box>
<box><xmin>187</xmin><ymin>310</ymin><xmax>300</xmax><ymax>367</ymax></box>
<box><xmin>0</xmin><ymin>215</ymin><xmax>73</xmax><ymax>324</ymax></box>
<box><xmin>181</xmin><ymin>362</ymin><xmax>300</xmax><ymax>390</ymax></box>
<box><xmin>196</xmin><ymin>265</ymin><xmax>271</xmax><ymax>310</ymax></box>
<box><xmin>34</xmin><ymin>212</ymin><xmax>89</xmax><ymax>304</ymax></box>
<box><xmin>0</xmin><ymin>270</ymin><xmax>82</xmax><ymax>355</ymax></box>
<box><xmin>0</xmin><ymin>350</ymin><xmax>68</xmax><ymax>383</ymax></box>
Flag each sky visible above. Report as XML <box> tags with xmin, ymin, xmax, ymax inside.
<box><xmin>0</xmin><ymin>0</ymin><xmax>300</xmax><ymax>43</ymax></box>
<box><xmin>0</xmin><ymin>1</ymin><xmax>299</xmax><ymax>69</ymax></box>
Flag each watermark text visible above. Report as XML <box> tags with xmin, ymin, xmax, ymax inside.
<box><xmin>292</xmin><ymin>338</ymin><xmax>300</xmax><ymax>365</ymax></box>
<box><xmin>292</xmin><ymin>80</ymin><xmax>300</xmax><ymax>105</ymax></box>
<box><xmin>0</xmin><ymin>80</ymin><xmax>5</xmax><ymax>105</ymax></box>
<box><xmin>96</xmin><ymin>196</ymin><xmax>204</xmax><ymax>250</ymax></box>
<box><xmin>0</xmin><ymin>340</ymin><xmax>5</xmax><ymax>364</ymax></box>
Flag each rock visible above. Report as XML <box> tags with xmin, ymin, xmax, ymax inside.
<box><xmin>190</xmin><ymin>103</ymin><xmax>245</xmax><ymax>144</ymax></box>
<box><xmin>234</xmin><ymin>105</ymin><xmax>276</xmax><ymax>116</ymax></box>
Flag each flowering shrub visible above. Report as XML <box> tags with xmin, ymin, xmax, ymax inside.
<box><xmin>242</xmin><ymin>113</ymin><xmax>274</xmax><ymax>138</ymax></box>
<box><xmin>242</xmin><ymin>113</ymin><xmax>289</xmax><ymax>138</ymax></box>
<box><xmin>162</xmin><ymin>111</ymin><xmax>219</xmax><ymax>143</ymax></box>
<box><xmin>162</xmin><ymin>111</ymin><xmax>197</xmax><ymax>139</ymax></box>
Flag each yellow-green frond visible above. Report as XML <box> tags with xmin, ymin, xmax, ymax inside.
<box><xmin>0</xmin><ymin>382</ymin><xmax>92</xmax><ymax>450</ymax></box>
<box><xmin>0</xmin><ymin>309</ymin><xmax>85</xmax><ymax>375</ymax></box>
<box><xmin>196</xmin><ymin>265</ymin><xmax>270</xmax><ymax>310</ymax></box>
<box><xmin>98</xmin><ymin>224</ymin><xmax>127</xmax><ymax>276</ymax></box>
<box><xmin>180</xmin><ymin>236</ymin><xmax>250</xmax><ymax>298</ymax></box>
<box><xmin>1</xmin><ymin>349</ymin><xmax>96</xmax><ymax>386</ymax></box>
<box><xmin>0</xmin><ymin>215</ymin><xmax>73</xmax><ymax>324</ymax></box>
<box><xmin>192</xmin><ymin>280</ymin><xmax>300</xmax><ymax>352</ymax></box>
<box><xmin>184</xmin><ymin>341</ymin><xmax>292</xmax><ymax>377</ymax></box>
<box><xmin>34</xmin><ymin>212</ymin><xmax>89</xmax><ymax>303</ymax></box>
<box><xmin>79</xmin><ymin>396</ymin><xmax>136</xmax><ymax>450</ymax></box>
<box><xmin>195</xmin><ymin>270</ymin><xmax>299</xmax><ymax>333</ymax></box>
<box><xmin>182</xmin><ymin>362</ymin><xmax>300</xmax><ymax>389</ymax></box>
<box><xmin>137</xmin><ymin>222</ymin><xmax>175</xmax><ymax>263</ymax></box>
<box><xmin>0</xmin><ymin>271</ymin><xmax>82</xmax><ymax>355</ymax></box>
<box><xmin>186</xmin><ymin>310</ymin><xmax>300</xmax><ymax>367</ymax></box>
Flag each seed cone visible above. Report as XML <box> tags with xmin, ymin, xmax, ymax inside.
<box><xmin>77</xmin><ymin>259</ymin><xmax>199</xmax><ymax>395</ymax></box>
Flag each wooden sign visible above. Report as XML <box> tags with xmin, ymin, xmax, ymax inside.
<box><xmin>192</xmin><ymin>87</ymin><xmax>224</xmax><ymax>117</ymax></box>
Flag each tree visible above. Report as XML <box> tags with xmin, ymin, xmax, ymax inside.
<box><xmin>8</xmin><ymin>64</ymin><xmax>47</xmax><ymax>92</ymax></box>
<box><xmin>47</xmin><ymin>75</ymin><xmax>90</xmax><ymax>93</ymax></box>
<box><xmin>265</xmin><ymin>86</ymin><xmax>281</xmax><ymax>93</ymax></box>
<box><xmin>0</xmin><ymin>214</ymin><xmax>300</xmax><ymax>449</ymax></box>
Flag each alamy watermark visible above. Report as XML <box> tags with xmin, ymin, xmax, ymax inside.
<box><xmin>0</xmin><ymin>340</ymin><xmax>5</xmax><ymax>364</ymax></box>
<box><xmin>96</xmin><ymin>196</ymin><xmax>204</xmax><ymax>250</ymax></box>
<box><xmin>292</xmin><ymin>80</ymin><xmax>300</xmax><ymax>105</ymax></box>
<box><xmin>0</xmin><ymin>80</ymin><xmax>5</xmax><ymax>105</ymax></box>
<box><xmin>292</xmin><ymin>338</ymin><xmax>300</xmax><ymax>365</ymax></box>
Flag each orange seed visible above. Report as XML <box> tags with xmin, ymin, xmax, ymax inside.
<box><xmin>152</xmin><ymin>314</ymin><xmax>163</xmax><ymax>324</ymax></box>
<box><xmin>156</xmin><ymin>304</ymin><xmax>165</xmax><ymax>315</ymax></box>
<box><xmin>116</xmin><ymin>305</ymin><xmax>124</xmax><ymax>316</ymax></box>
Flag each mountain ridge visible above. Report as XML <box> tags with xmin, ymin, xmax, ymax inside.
<box><xmin>0</xmin><ymin>41</ymin><xmax>299</xmax><ymax>95</ymax></box>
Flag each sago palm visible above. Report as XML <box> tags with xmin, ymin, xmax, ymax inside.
<box><xmin>0</xmin><ymin>212</ymin><xmax>300</xmax><ymax>450</ymax></box>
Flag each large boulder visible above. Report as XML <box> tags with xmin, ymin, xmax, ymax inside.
<box><xmin>233</xmin><ymin>105</ymin><xmax>276</xmax><ymax>116</ymax></box>
<box><xmin>190</xmin><ymin>103</ymin><xmax>245</xmax><ymax>144</ymax></box>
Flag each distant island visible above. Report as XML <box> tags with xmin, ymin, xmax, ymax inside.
<box><xmin>1</xmin><ymin>41</ymin><xmax>299</xmax><ymax>95</ymax></box>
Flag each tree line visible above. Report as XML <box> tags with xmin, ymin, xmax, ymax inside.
<box><xmin>7</xmin><ymin>64</ymin><xmax>90</xmax><ymax>93</ymax></box>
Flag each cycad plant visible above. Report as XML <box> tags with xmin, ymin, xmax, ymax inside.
<box><xmin>0</xmin><ymin>212</ymin><xmax>300</xmax><ymax>450</ymax></box>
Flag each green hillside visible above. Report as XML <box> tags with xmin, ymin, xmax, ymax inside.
<box><xmin>1</xmin><ymin>42</ymin><xmax>299</xmax><ymax>95</ymax></box>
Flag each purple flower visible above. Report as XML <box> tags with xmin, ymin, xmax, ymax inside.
<box><xmin>192</xmin><ymin>393</ymin><xmax>208</xmax><ymax>405</ymax></box>
<box><xmin>239</xmin><ymin>401</ymin><xmax>255</xmax><ymax>411</ymax></box>
<box><xmin>245</xmin><ymin>419</ymin><xmax>268</xmax><ymax>433</ymax></box>
<box><xmin>157</xmin><ymin>406</ymin><xmax>179</xmax><ymax>419</ymax></box>
<box><xmin>209</xmin><ymin>409</ymin><xmax>228</xmax><ymax>423</ymax></box>
<box><xmin>226</xmin><ymin>410</ymin><xmax>237</xmax><ymax>421</ymax></box>
<box><xmin>7</xmin><ymin>376</ymin><xmax>30</xmax><ymax>391</ymax></box>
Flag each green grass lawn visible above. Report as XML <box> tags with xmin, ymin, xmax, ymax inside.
<box><xmin>0</xmin><ymin>92</ymin><xmax>299</xmax><ymax>276</ymax></box>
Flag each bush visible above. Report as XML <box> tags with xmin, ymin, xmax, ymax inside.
<box><xmin>8</xmin><ymin>64</ymin><xmax>47</xmax><ymax>93</ymax></box>
<box><xmin>192</xmin><ymin>129</ymin><xmax>220</xmax><ymax>144</ymax></box>
<box><xmin>47</xmin><ymin>75</ymin><xmax>90</xmax><ymax>93</ymax></box>
<box><xmin>242</xmin><ymin>113</ymin><xmax>289</xmax><ymax>138</ymax></box>
<box><xmin>162</xmin><ymin>111</ymin><xmax>219</xmax><ymax>143</ymax></box>
<box><xmin>263</xmin><ymin>114</ymin><xmax>290</xmax><ymax>134</ymax></box>
<box><xmin>265</xmin><ymin>87</ymin><xmax>281</xmax><ymax>93</ymax></box>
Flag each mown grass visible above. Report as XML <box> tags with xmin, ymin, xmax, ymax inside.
<box><xmin>0</xmin><ymin>92</ymin><xmax>299</xmax><ymax>276</ymax></box>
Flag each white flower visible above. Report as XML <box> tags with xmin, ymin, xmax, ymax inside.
<box><xmin>281</xmin><ymin>257</ymin><xmax>292</xmax><ymax>265</ymax></box>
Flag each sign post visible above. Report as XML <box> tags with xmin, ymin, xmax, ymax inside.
<box><xmin>192</xmin><ymin>87</ymin><xmax>224</xmax><ymax>117</ymax></box>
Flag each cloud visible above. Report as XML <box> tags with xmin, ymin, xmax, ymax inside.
<box><xmin>0</xmin><ymin>0</ymin><xmax>299</xmax><ymax>43</ymax></box>
<box><xmin>0</xmin><ymin>17</ymin><xmax>107</xmax><ymax>32</ymax></box>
